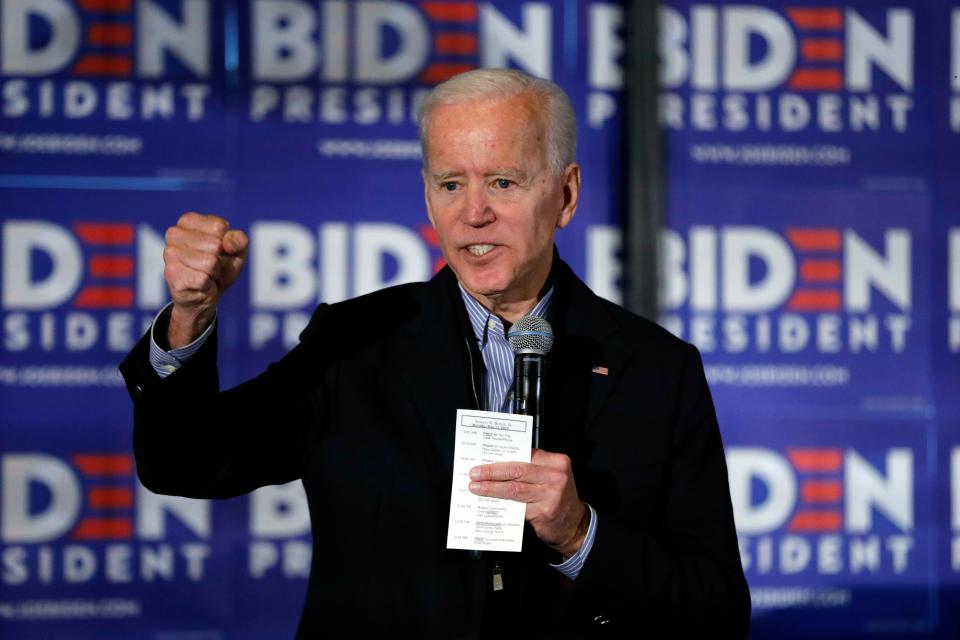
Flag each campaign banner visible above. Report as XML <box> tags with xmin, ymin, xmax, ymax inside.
<box><xmin>0</xmin><ymin>1</ymin><xmax>626</xmax><ymax>637</ymax></box>
<box><xmin>2</xmin><ymin>0</ymin><xmax>959</xmax><ymax>637</ymax></box>
<box><xmin>660</xmin><ymin>1</ymin><xmax>956</xmax><ymax>637</ymax></box>
<box><xmin>729</xmin><ymin>420</ymin><xmax>933</xmax><ymax>636</ymax></box>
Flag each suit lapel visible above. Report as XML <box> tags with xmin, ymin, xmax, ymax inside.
<box><xmin>544</xmin><ymin>263</ymin><xmax>637</xmax><ymax>456</ymax></box>
<box><xmin>396</xmin><ymin>268</ymin><xmax>477</xmax><ymax>479</ymax></box>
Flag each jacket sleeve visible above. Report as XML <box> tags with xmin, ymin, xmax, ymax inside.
<box><xmin>119</xmin><ymin>304</ymin><xmax>329</xmax><ymax>499</ymax></box>
<box><xmin>564</xmin><ymin>343</ymin><xmax>751</xmax><ymax>637</ymax></box>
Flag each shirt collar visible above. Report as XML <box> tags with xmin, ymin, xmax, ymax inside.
<box><xmin>458</xmin><ymin>285</ymin><xmax>554</xmax><ymax>346</ymax></box>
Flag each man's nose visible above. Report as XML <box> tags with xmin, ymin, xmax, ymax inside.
<box><xmin>462</xmin><ymin>184</ymin><xmax>495</xmax><ymax>227</ymax></box>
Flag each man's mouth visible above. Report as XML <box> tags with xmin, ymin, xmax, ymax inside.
<box><xmin>466</xmin><ymin>244</ymin><xmax>495</xmax><ymax>256</ymax></box>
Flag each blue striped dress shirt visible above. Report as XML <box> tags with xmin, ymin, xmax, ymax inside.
<box><xmin>457</xmin><ymin>285</ymin><xmax>597</xmax><ymax>580</ymax></box>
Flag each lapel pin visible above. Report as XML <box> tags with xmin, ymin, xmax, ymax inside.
<box><xmin>591</xmin><ymin>366</ymin><xmax>609</xmax><ymax>376</ymax></box>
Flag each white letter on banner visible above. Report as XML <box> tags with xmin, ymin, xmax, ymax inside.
<box><xmin>588</xmin><ymin>5</ymin><xmax>622</xmax><ymax>90</ymax></box>
<box><xmin>689</xmin><ymin>226</ymin><xmax>717</xmax><ymax>311</ymax></box>
<box><xmin>321</xmin><ymin>1</ymin><xmax>348</xmax><ymax>82</ymax></box>
<box><xmin>779</xmin><ymin>536</ymin><xmax>811</xmax><ymax>574</ymax></box>
<box><xmin>658</xmin><ymin>7</ymin><xmax>688</xmax><ymax>88</ymax></box>
<box><xmin>844</xmin><ymin>229</ymin><xmax>911</xmax><ymax>312</ymax></box>
<box><xmin>949</xmin><ymin>229</ymin><xmax>960</xmax><ymax>312</ymax></box>
<box><xmin>355</xmin><ymin>2</ymin><xmax>428</xmax><ymax>84</ymax></box>
<box><xmin>2</xmin><ymin>221</ymin><xmax>83</xmax><ymax>309</ymax></box>
<box><xmin>1</xmin><ymin>0</ymin><xmax>80</xmax><ymax>75</ymax></box>
<box><xmin>691</xmin><ymin>6</ymin><xmax>718</xmax><ymax>90</ymax></box>
<box><xmin>253</xmin><ymin>0</ymin><xmax>317</xmax><ymax>81</ymax></box>
<box><xmin>846</xmin><ymin>9</ymin><xmax>913</xmax><ymax>92</ymax></box>
<box><xmin>722</xmin><ymin>7</ymin><xmax>795</xmax><ymax>91</ymax></box>
<box><xmin>845</xmin><ymin>449</ymin><xmax>913</xmax><ymax>533</ymax></box>
<box><xmin>659</xmin><ymin>230</ymin><xmax>687</xmax><ymax>311</ymax></box>
<box><xmin>137</xmin><ymin>483</ymin><xmax>210</xmax><ymax>539</ymax></box>
<box><xmin>251</xmin><ymin>222</ymin><xmax>316</xmax><ymax>309</ymax></box>
<box><xmin>722</xmin><ymin>227</ymin><xmax>795</xmax><ymax>313</ymax></box>
<box><xmin>65</xmin><ymin>312</ymin><xmax>98</xmax><ymax>351</ymax></box>
<box><xmin>480</xmin><ymin>4</ymin><xmax>551</xmax><ymax>78</ymax></box>
<box><xmin>353</xmin><ymin>223</ymin><xmax>429</xmax><ymax>297</ymax></box>
<box><xmin>137</xmin><ymin>224</ymin><xmax>168</xmax><ymax>309</ymax></box>
<box><xmin>953</xmin><ymin>10</ymin><xmax>960</xmax><ymax>92</ymax></box>
<box><xmin>64</xmin><ymin>81</ymin><xmax>97</xmax><ymax>118</ymax></box>
<box><xmin>320</xmin><ymin>223</ymin><xmax>349</xmax><ymax>304</ymax></box>
<box><xmin>64</xmin><ymin>545</ymin><xmax>97</xmax><ymax>583</ymax></box>
<box><xmin>726</xmin><ymin>448</ymin><xmax>796</xmax><ymax>534</ymax></box>
<box><xmin>1</xmin><ymin>454</ymin><xmax>81</xmax><ymax>543</ymax></box>
<box><xmin>951</xmin><ymin>447</ymin><xmax>960</xmax><ymax>531</ymax></box>
<box><xmin>250</xmin><ymin>482</ymin><xmax>310</xmax><ymax>538</ymax></box>
<box><xmin>586</xmin><ymin>226</ymin><xmax>621</xmax><ymax>305</ymax></box>
<box><xmin>138</xmin><ymin>0</ymin><xmax>209</xmax><ymax>78</ymax></box>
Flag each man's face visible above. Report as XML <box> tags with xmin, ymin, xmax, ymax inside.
<box><xmin>422</xmin><ymin>94</ymin><xmax>579</xmax><ymax>307</ymax></box>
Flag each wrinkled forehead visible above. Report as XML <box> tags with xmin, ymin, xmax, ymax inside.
<box><xmin>423</xmin><ymin>94</ymin><xmax>548</xmax><ymax>168</ymax></box>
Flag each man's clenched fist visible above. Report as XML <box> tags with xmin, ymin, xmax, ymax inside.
<box><xmin>163</xmin><ymin>212</ymin><xmax>248</xmax><ymax>348</ymax></box>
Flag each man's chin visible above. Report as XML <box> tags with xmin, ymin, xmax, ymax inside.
<box><xmin>458</xmin><ymin>276</ymin><xmax>507</xmax><ymax>302</ymax></box>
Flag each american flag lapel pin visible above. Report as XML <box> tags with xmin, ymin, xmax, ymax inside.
<box><xmin>591</xmin><ymin>365</ymin><xmax>609</xmax><ymax>376</ymax></box>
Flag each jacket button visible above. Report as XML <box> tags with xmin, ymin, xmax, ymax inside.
<box><xmin>132</xmin><ymin>384</ymin><xmax>143</xmax><ymax>398</ymax></box>
<box><xmin>592</xmin><ymin>615</ymin><xmax>610</xmax><ymax>626</ymax></box>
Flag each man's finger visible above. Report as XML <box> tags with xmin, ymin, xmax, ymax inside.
<box><xmin>165</xmin><ymin>245</ymin><xmax>221</xmax><ymax>279</ymax></box>
<box><xmin>177</xmin><ymin>212</ymin><xmax>229</xmax><ymax>237</ymax></box>
<box><xmin>222</xmin><ymin>229</ymin><xmax>249</xmax><ymax>256</ymax></box>
<box><xmin>468</xmin><ymin>480</ymin><xmax>537</xmax><ymax>503</ymax></box>
<box><xmin>166</xmin><ymin>225</ymin><xmax>224</xmax><ymax>255</ymax></box>
<box><xmin>469</xmin><ymin>462</ymin><xmax>557</xmax><ymax>484</ymax></box>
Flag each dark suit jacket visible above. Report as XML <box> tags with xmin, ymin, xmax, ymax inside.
<box><xmin>120</xmin><ymin>258</ymin><xmax>750</xmax><ymax>638</ymax></box>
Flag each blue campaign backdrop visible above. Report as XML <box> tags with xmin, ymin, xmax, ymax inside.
<box><xmin>0</xmin><ymin>1</ymin><xmax>957</xmax><ymax>637</ymax></box>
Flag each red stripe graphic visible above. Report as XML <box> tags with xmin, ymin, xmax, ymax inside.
<box><xmin>434</xmin><ymin>33</ymin><xmax>478</xmax><ymax>55</ymax></box>
<box><xmin>418</xmin><ymin>224</ymin><xmax>439</xmax><ymax>247</ymax></box>
<box><xmin>801</xmin><ymin>480</ymin><xmax>842</xmax><ymax>503</ymax></box>
<box><xmin>787</xmin><ymin>448</ymin><xmax>842</xmax><ymax>472</ymax></box>
<box><xmin>420</xmin><ymin>2</ymin><xmax>478</xmax><ymax>22</ymax></box>
<box><xmin>72</xmin><ymin>56</ymin><xmax>133</xmax><ymax>76</ymax></box>
<box><xmin>72</xmin><ymin>518</ymin><xmax>133</xmax><ymax>540</ymax></box>
<box><xmin>88</xmin><ymin>487</ymin><xmax>134</xmax><ymax>509</ymax></box>
<box><xmin>77</xmin><ymin>0</ymin><xmax>132</xmax><ymax>11</ymax></box>
<box><xmin>74</xmin><ymin>286</ymin><xmax>134</xmax><ymax>308</ymax></box>
<box><xmin>788</xmin><ymin>69</ymin><xmax>843</xmax><ymax>91</ymax></box>
<box><xmin>787</xmin><ymin>8</ymin><xmax>843</xmax><ymax>30</ymax></box>
<box><xmin>88</xmin><ymin>256</ymin><xmax>134</xmax><ymax>279</ymax></box>
<box><xmin>420</xmin><ymin>63</ymin><xmax>475</xmax><ymax>84</ymax></box>
<box><xmin>787</xmin><ymin>510</ymin><xmax>842</xmax><ymax>532</ymax></box>
<box><xmin>800</xmin><ymin>39</ymin><xmax>843</xmax><ymax>62</ymax></box>
<box><xmin>799</xmin><ymin>260</ymin><xmax>841</xmax><ymax>283</ymax></box>
<box><xmin>72</xmin><ymin>454</ymin><xmax>134</xmax><ymax>476</ymax></box>
<box><xmin>786</xmin><ymin>228</ymin><xmax>842</xmax><ymax>252</ymax></box>
<box><xmin>87</xmin><ymin>24</ymin><xmax>133</xmax><ymax>47</ymax></box>
<box><xmin>73</xmin><ymin>223</ymin><xmax>134</xmax><ymax>245</ymax></box>
<box><xmin>787</xmin><ymin>290</ymin><xmax>841</xmax><ymax>311</ymax></box>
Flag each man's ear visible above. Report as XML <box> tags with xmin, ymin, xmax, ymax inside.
<box><xmin>556</xmin><ymin>163</ymin><xmax>581</xmax><ymax>229</ymax></box>
<box><xmin>422</xmin><ymin>168</ymin><xmax>438</xmax><ymax>229</ymax></box>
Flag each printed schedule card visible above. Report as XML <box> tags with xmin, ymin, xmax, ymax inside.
<box><xmin>446</xmin><ymin>409</ymin><xmax>533</xmax><ymax>553</ymax></box>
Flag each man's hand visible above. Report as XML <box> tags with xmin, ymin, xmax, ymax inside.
<box><xmin>468</xmin><ymin>449</ymin><xmax>590</xmax><ymax>557</ymax></box>
<box><xmin>163</xmin><ymin>212</ymin><xmax>248</xmax><ymax>348</ymax></box>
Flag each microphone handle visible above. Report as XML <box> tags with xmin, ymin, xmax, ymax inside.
<box><xmin>512</xmin><ymin>353</ymin><xmax>544</xmax><ymax>448</ymax></box>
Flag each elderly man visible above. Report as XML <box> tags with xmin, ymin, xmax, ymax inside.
<box><xmin>121</xmin><ymin>69</ymin><xmax>749</xmax><ymax>638</ymax></box>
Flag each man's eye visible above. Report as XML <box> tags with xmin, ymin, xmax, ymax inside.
<box><xmin>442</xmin><ymin>182</ymin><xmax>458</xmax><ymax>191</ymax></box>
<box><xmin>495</xmin><ymin>179</ymin><xmax>513</xmax><ymax>189</ymax></box>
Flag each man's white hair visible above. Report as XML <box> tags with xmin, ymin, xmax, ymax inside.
<box><xmin>417</xmin><ymin>68</ymin><xmax>576</xmax><ymax>174</ymax></box>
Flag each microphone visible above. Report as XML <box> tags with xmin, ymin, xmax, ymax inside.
<box><xmin>507</xmin><ymin>316</ymin><xmax>554</xmax><ymax>449</ymax></box>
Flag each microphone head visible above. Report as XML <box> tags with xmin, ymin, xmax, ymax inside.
<box><xmin>507</xmin><ymin>316</ymin><xmax>554</xmax><ymax>356</ymax></box>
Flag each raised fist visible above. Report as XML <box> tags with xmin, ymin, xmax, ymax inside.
<box><xmin>162</xmin><ymin>212</ymin><xmax>248</xmax><ymax>348</ymax></box>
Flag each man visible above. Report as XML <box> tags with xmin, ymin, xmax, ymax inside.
<box><xmin>121</xmin><ymin>69</ymin><xmax>749</xmax><ymax>637</ymax></box>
